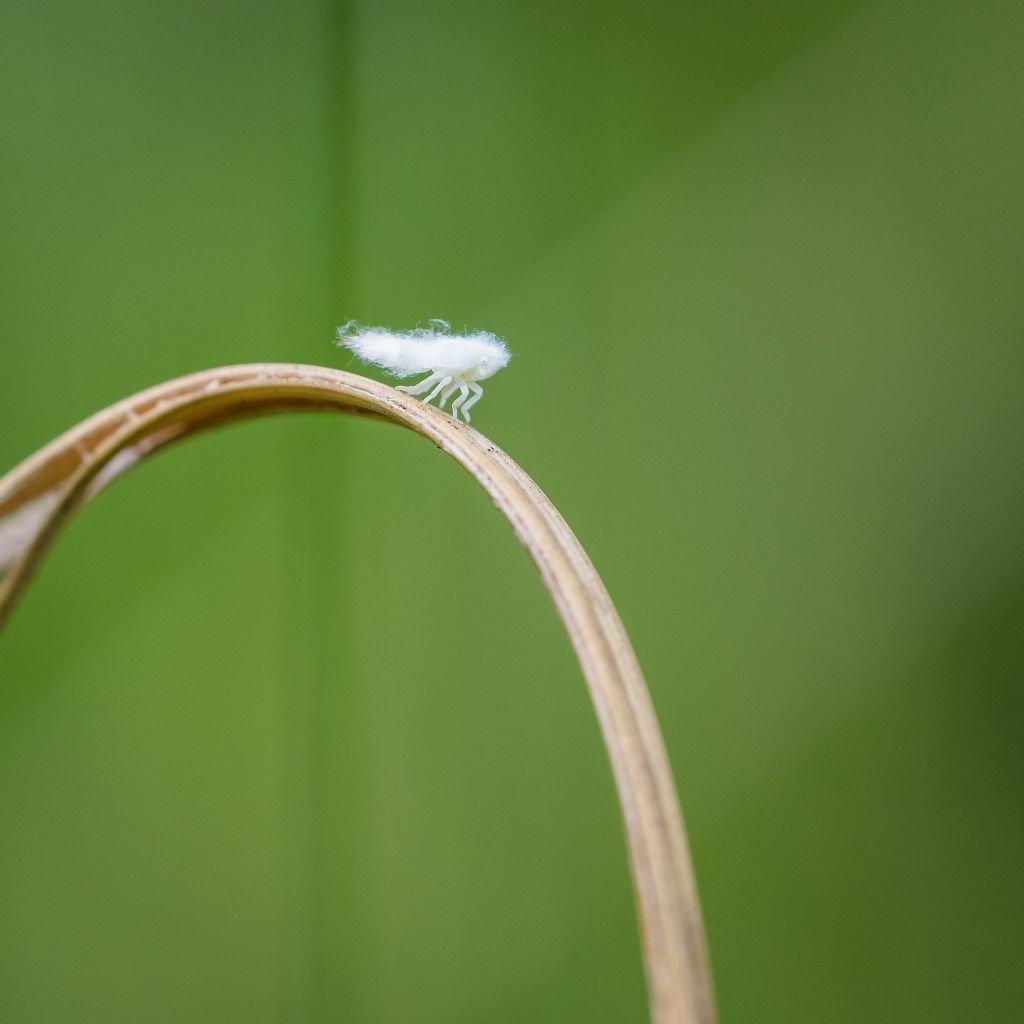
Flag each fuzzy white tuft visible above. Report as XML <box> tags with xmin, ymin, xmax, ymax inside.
<box><xmin>336</xmin><ymin>320</ymin><xmax>509</xmax><ymax>379</ymax></box>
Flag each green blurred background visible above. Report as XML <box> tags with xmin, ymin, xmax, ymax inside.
<box><xmin>2</xmin><ymin>0</ymin><xmax>1023</xmax><ymax>1020</ymax></box>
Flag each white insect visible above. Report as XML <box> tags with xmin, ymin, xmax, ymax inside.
<box><xmin>336</xmin><ymin>319</ymin><xmax>511</xmax><ymax>423</ymax></box>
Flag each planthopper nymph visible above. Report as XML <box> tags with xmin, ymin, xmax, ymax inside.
<box><xmin>335</xmin><ymin>319</ymin><xmax>511</xmax><ymax>423</ymax></box>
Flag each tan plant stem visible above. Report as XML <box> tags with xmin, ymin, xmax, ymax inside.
<box><xmin>0</xmin><ymin>364</ymin><xmax>716</xmax><ymax>1024</ymax></box>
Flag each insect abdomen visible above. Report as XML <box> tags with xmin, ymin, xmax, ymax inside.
<box><xmin>337</xmin><ymin>326</ymin><xmax>432</xmax><ymax>377</ymax></box>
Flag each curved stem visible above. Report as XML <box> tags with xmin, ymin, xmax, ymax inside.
<box><xmin>0</xmin><ymin>363</ymin><xmax>716</xmax><ymax>1024</ymax></box>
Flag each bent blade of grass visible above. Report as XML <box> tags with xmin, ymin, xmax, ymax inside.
<box><xmin>0</xmin><ymin>363</ymin><xmax>717</xmax><ymax>1024</ymax></box>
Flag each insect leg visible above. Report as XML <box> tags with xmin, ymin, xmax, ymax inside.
<box><xmin>460</xmin><ymin>383</ymin><xmax>484</xmax><ymax>422</ymax></box>
<box><xmin>423</xmin><ymin>375</ymin><xmax>453</xmax><ymax>405</ymax></box>
<box><xmin>449</xmin><ymin>378</ymin><xmax>471</xmax><ymax>421</ymax></box>
<box><xmin>396</xmin><ymin>371</ymin><xmax>442</xmax><ymax>396</ymax></box>
<box><xmin>438</xmin><ymin>380</ymin><xmax>459</xmax><ymax>409</ymax></box>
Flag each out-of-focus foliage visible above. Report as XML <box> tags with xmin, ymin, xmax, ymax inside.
<box><xmin>1</xmin><ymin>0</ymin><xmax>1022</xmax><ymax>1021</ymax></box>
